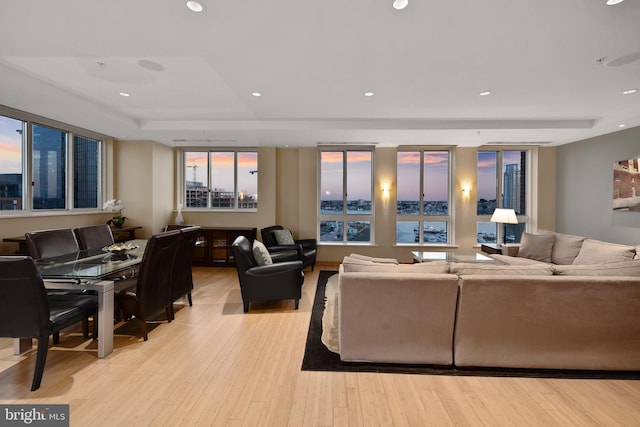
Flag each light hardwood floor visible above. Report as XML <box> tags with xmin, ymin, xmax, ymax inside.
<box><xmin>1</xmin><ymin>266</ymin><xmax>640</xmax><ymax>426</ymax></box>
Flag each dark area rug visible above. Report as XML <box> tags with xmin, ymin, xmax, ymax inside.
<box><xmin>301</xmin><ymin>271</ymin><xmax>640</xmax><ymax>380</ymax></box>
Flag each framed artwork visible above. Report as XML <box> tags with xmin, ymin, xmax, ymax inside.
<box><xmin>613</xmin><ymin>158</ymin><xmax>640</xmax><ymax>211</ymax></box>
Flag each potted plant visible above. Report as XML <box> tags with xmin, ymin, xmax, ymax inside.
<box><xmin>103</xmin><ymin>199</ymin><xmax>127</xmax><ymax>228</ymax></box>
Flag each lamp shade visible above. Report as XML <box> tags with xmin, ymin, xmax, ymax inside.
<box><xmin>490</xmin><ymin>208</ymin><xmax>518</xmax><ymax>224</ymax></box>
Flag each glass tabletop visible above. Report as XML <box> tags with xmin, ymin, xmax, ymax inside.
<box><xmin>411</xmin><ymin>251</ymin><xmax>501</xmax><ymax>264</ymax></box>
<box><xmin>36</xmin><ymin>239</ymin><xmax>147</xmax><ymax>280</ymax></box>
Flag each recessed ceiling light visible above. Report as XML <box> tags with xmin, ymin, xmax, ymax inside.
<box><xmin>119</xmin><ymin>92</ymin><xmax>130</xmax><ymax>97</ymax></box>
<box><xmin>393</xmin><ymin>0</ymin><xmax>408</xmax><ymax>10</ymax></box>
<box><xmin>606</xmin><ymin>0</ymin><xmax>624</xmax><ymax>5</ymax></box>
<box><xmin>622</xmin><ymin>88</ymin><xmax>637</xmax><ymax>95</ymax></box>
<box><xmin>186</xmin><ymin>1</ymin><xmax>204</xmax><ymax>12</ymax></box>
<box><xmin>479</xmin><ymin>91</ymin><xmax>492</xmax><ymax>96</ymax></box>
<box><xmin>618</xmin><ymin>124</ymin><xmax>627</xmax><ymax>128</ymax></box>
<box><xmin>251</xmin><ymin>92</ymin><xmax>262</xmax><ymax>97</ymax></box>
<box><xmin>364</xmin><ymin>91</ymin><xmax>375</xmax><ymax>97</ymax></box>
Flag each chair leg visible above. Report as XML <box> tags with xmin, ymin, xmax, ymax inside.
<box><xmin>187</xmin><ymin>292</ymin><xmax>193</xmax><ymax>306</ymax></box>
<box><xmin>294</xmin><ymin>299</ymin><xmax>299</xmax><ymax>310</ymax></box>
<box><xmin>32</xmin><ymin>336</ymin><xmax>49</xmax><ymax>391</ymax></box>
<box><xmin>243</xmin><ymin>301</ymin><xmax>250</xmax><ymax>313</ymax></box>
<box><xmin>137</xmin><ymin>312</ymin><xmax>148</xmax><ymax>341</ymax></box>
<box><xmin>165</xmin><ymin>306</ymin><xmax>172</xmax><ymax>323</ymax></box>
<box><xmin>52</xmin><ymin>332</ymin><xmax>60</xmax><ymax>344</ymax></box>
<box><xmin>82</xmin><ymin>318</ymin><xmax>89</xmax><ymax>339</ymax></box>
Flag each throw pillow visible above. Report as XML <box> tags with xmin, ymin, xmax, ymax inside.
<box><xmin>273</xmin><ymin>229</ymin><xmax>295</xmax><ymax>245</ymax></box>
<box><xmin>539</xmin><ymin>229</ymin><xmax>586</xmax><ymax>265</ymax></box>
<box><xmin>554</xmin><ymin>260</ymin><xmax>640</xmax><ymax>276</ymax></box>
<box><xmin>572</xmin><ymin>239</ymin><xmax>636</xmax><ymax>265</ymax></box>
<box><xmin>516</xmin><ymin>232</ymin><xmax>555</xmax><ymax>263</ymax></box>
<box><xmin>252</xmin><ymin>240</ymin><xmax>273</xmax><ymax>266</ymax></box>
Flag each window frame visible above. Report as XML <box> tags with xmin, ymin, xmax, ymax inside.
<box><xmin>180</xmin><ymin>148</ymin><xmax>258</xmax><ymax>211</ymax></box>
<box><xmin>396</xmin><ymin>148</ymin><xmax>453</xmax><ymax>246</ymax></box>
<box><xmin>0</xmin><ymin>106</ymin><xmax>106</xmax><ymax>216</ymax></box>
<box><xmin>318</xmin><ymin>147</ymin><xmax>374</xmax><ymax>245</ymax></box>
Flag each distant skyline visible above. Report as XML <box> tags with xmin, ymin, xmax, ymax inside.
<box><xmin>185</xmin><ymin>151</ymin><xmax>257</xmax><ymax>197</ymax></box>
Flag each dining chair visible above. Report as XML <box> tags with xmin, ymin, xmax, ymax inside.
<box><xmin>74</xmin><ymin>224</ymin><xmax>115</xmax><ymax>250</ymax></box>
<box><xmin>169</xmin><ymin>226</ymin><xmax>201</xmax><ymax>319</ymax></box>
<box><xmin>0</xmin><ymin>256</ymin><xmax>99</xmax><ymax>391</ymax></box>
<box><xmin>25</xmin><ymin>228</ymin><xmax>80</xmax><ymax>260</ymax></box>
<box><xmin>116</xmin><ymin>230</ymin><xmax>181</xmax><ymax>340</ymax></box>
<box><xmin>25</xmin><ymin>228</ymin><xmax>96</xmax><ymax>341</ymax></box>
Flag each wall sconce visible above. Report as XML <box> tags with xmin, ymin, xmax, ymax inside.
<box><xmin>461</xmin><ymin>183</ymin><xmax>471</xmax><ymax>197</ymax></box>
<box><xmin>381</xmin><ymin>183</ymin><xmax>390</xmax><ymax>197</ymax></box>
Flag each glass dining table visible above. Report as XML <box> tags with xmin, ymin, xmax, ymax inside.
<box><xmin>14</xmin><ymin>240</ymin><xmax>147</xmax><ymax>359</ymax></box>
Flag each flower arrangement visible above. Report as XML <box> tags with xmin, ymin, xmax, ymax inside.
<box><xmin>103</xmin><ymin>199</ymin><xmax>127</xmax><ymax>227</ymax></box>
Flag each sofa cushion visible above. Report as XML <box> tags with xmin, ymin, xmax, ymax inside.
<box><xmin>488</xmin><ymin>254</ymin><xmax>550</xmax><ymax>266</ymax></box>
<box><xmin>572</xmin><ymin>239</ymin><xmax>636</xmax><ymax>265</ymax></box>
<box><xmin>516</xmin><ymin>232</ymin><xmax>555</xmax><ymax>263</ymax></box>
<box><xmin>554</xmin><ymin>259</ymin><xmax>640</xmax><ymax>276</ymax></box>
<box><xmin>348</xmin><ymin>253</ymin><xmax>399</xmax><ymax>264</ymax></box>
<box><xmin>273</xmin><ymin>228</ymin><xmax>295</xmax><ymax>245</ymax></box>
<box><xmin>342</xmin><ymin>258</ymin><xmax>448</xmax><ymax>273</ymax></box>
<box><xmin>252</xmin><ymin>240</ymin><xmax>273</xmax><ymax>266</ymax></box>
<box><xmin>539</xmin><ymin>229</ymin><xmax>586</xmax><ymax>265</ymax></box>
<box><xmin>450</xmin><ymin>263</ymin><xmax>554</xmax><ymax>276</ymax></box>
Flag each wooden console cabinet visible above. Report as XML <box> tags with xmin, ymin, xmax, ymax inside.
<box><xmin>191</xmin><ymin>227</ymin><xmax>257</xmax><ymax>266</ymax></box>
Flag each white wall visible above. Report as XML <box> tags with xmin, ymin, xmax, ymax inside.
<box><xmin>556</xmin><ymin>125</ymin><xmax>640</xmax><ymax>245</ymax></box>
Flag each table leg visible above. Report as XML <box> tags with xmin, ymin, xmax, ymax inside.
<box><xmin>97</xmin><ymin>283</ymin><xmax>114</xmax><ymax>358</ymax></box>
<box><xmin>14</xmin><ymin>338</ymin><xmax>32</xmax><ymax>355</ymax></box>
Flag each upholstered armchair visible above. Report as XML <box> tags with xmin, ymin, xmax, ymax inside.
<box><xmin>231</xmin><ymin>236</ymin><xmax>304</xmax><ymax>313</ymax></box>
<box><xmin>260</xmin><ymin>225</ymin><xmax>317</xmax><ymax>271</ymax></box>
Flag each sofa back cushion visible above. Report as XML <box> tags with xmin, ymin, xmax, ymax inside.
<box><xmin>449</xmin><ymin>263</ymin><xmax>554</xmax><ymax>276</ymax></box>
<box><xmin>572</xmin><ymin>239</ymin><xmax>636</xmax><ymax>265</ymax></box>
<box><xmin>342</xmin><ymin>257</ymin><xmax>449</xmax><ymax>273</ymax></box>
<box><xmin>516</xmin><ymin>232</ymin><xmax>555</xmax><ymax>263</ymax></box>
<box><xmin>539</xmin><ymin>229</ymin><xmax>586</xmax><ymax>265</ymax></box>
<box><xmin>348</xmin><ymin>253</ymin><xmax>399</xmax><ymax>264</ymax></box>
<box><xmin>554</xmin><ymin>259</ymin><xmax>640</xmax><ymax>276</ymax></box>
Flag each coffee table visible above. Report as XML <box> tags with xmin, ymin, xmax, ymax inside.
<box><xmin>412</xmin><ymin>251</ymin><xmax>502</xmax><ymax>264</ymax></box>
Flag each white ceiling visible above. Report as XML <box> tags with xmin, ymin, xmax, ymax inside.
<box><xmin>1</xmin><ymin>0</ymin><xmax>639</xmax><ymax>148</ymax></box>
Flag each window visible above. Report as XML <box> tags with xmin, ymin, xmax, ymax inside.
<box><xmin>183</xmin><ymin>150</ymin><xmax>258</xmax><ymax>210</ymax></box>
<box><xmin>477</xmin><ymin>150</ymin><xmax>528</xmax><ymax>244</ymax></box>
<box><xmin>0</xmin><ymin>115</ymin><xmax>25</xmax><ymax>211</ymax></box>
<box><xmin>319</xmin><ymin>150</ymin><xmax>373</xmax><ymax>243</ymax></box>
<box><xmin>73</xmin><ymin>135</ymin><xmax>101</xmax><ymax>209</ymax></box>
<box><xmin>0</xmin><ymin>111</ymin><xmax>103</xmax><ymax>214</ymax></box>
<box><xmin>396</xmin><ymin>150</ymin><xmax>451</xmax><ymax>244</ymax></box>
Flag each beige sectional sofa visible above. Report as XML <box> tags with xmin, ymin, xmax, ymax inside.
<box><xmin>336</xmin><ymin>232</ymin><xmax>640</xmax><ymax>371</ymax></box>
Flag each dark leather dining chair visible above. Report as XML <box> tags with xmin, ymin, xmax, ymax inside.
<box><xmin>260</xmin><ymin>225</ymin><xmax>317</xmax><ymax>271</ymax></box>
<box><xmin>25</xmin><ymin>228</ymin><xmax>96</xmax><ymax>340</ymax></box>
<box><xmin>0</xmin><ymin>256</ymin><xmax>98</xmax><ymax>391</ymax></box>
<box><xmin>25</xmin><ymin>228</ymin><xmax>80</xmax><ymax>260</ymax></box>
<box><xmin>231</xmin><ymin>236</ymin><xmax>304</xmax><ymax>313</ymax></box>
<box><xmin>74</xmin><ymin>224</ymin><xmax>115</xmax><ymax>250</ymax></box>
<box><xmin>116</xmin><ymin>230</ymin><xmax>181</xmax><ymax>340</ymax></box>
<box><xmin>169</xmin><ymin>226</ymin><xmax>201</xmax><ymax>319</ymax></box>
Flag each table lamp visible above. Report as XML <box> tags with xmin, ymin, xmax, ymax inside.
<box><xmin>490</xmin><ymin>208</ymin><xmax>518</xmax><ymax>245</ymax></box>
